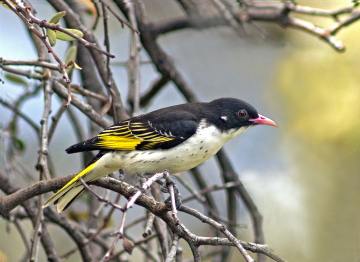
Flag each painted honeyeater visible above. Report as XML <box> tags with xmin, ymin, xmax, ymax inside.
<box><xmin>43</xmin><ymin>98</ymin><xmax>277</xmax><ymax>213</ymax></box>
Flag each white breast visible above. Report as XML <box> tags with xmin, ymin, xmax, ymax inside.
<box><xmin>87</xmin><ymin>120</ymin><xmax>250</xmax><ymax>176</ymax></box>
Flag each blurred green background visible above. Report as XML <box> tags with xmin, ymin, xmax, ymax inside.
<box><xmin>1</xmin><ymin>1</ymin><xmax>360</xmax><ymax>261</ymax></box>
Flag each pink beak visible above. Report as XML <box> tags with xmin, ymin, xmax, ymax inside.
<box><xmin>249</xmin><ymin>114</ymin><xmax>277</xmax><ymax>127</ymax></box>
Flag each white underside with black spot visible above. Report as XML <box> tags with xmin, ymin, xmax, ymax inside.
<box><xmin>82</xmin><ymin>120</ymin><xmax>251</xmax><ymax>183</ymax></box>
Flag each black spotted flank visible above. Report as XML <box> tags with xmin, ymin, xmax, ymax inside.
<box><xmin>130</xmin><ymin>153</ymin><xmax>138</xmax><ymax>159</ymax></box>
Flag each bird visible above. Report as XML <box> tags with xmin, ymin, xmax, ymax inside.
<box><xmin>43</xmin><ymin>98</ymin><xmax>277</xmax><ymax>213</ymax></box>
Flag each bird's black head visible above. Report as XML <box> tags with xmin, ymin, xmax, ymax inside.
<box><xmin>206</xmin><ymin>98</ymin><xmax>277</xmax><ymax>133</ymax></box>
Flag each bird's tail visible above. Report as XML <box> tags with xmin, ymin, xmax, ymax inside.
<box><xmin>42</xmin><ymin>162</ymin><xmax>96</xmax><ymax>213</ymax></box>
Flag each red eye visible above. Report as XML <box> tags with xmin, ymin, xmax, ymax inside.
<box><xmin>238</xmin><ymin>109</ymin><xmax>247</xmax><ymax>118</ymax></box>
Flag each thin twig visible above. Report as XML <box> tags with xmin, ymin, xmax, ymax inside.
<box><xmin>108</xmin><ymin>234</ymin><xmax>157</xmax><ymax>261</ymax></box>
<box><xmin>165</xmin><ymin>233</ymin><xmax>180</xmax><ymax>262</ymax></box>
<box><xmin>139</xmin><ymin>76</ymin><xmax>170</xmax><ymax>108</ymax></box>
<box><xmin>211</xmin><ymin>0</ymin><xmax>245</xmax><ymax>37</ymax></box>
<box><xmin>98</xmin><ymin>0</ymin><xmax>140</xmax><ymax>33</ymax></box>
<box><xmin>0</xmin><ymin>65</ymin><xmax>43</xmax><ymax>80</ymax></box>
<box><xmin>100</xmin><ymin>0</ymin><xmax>115</xmax><ymax>120</ymax></box>
<box><xmin>11</xmin><ymin>216</ymin><xmax>31</xmax><ymax>258</ymax></box>
<box><xmin>102</xmin><ymin>212</ymin><xmax>127</xmax><ymax>261</ymax></box>
<box><xmin>52</xmin><ymin>80</ymin><xmax>111</xmax><ymax>129</ymax></box>
<box><xmin>126</xmin><ymin>0</ymin><xmax>142</xmax><ymax>115</ymax></box>
<box><xmin>78</xmin><ymin>177</ymin><xmax>124</xmax><ymax>212</ymax></box>
<box><xmin>1</xmin><ymin>59</ymin><xmax>60</xmax><ymax>71</ymax></box>
<box><xmin>0</xmin><ymin>98</ymin><xmax>40</xmax><ymax>136</ymax></box>
<box><xmin>180</xmin><ymin>206</ymin><xmax>254</xmax><ymax>262</ymax></box>
<box><xmin>48</xmin><ymin>99</ymin><xmax>67</xmax><ymax>143</ymax></box>
<box><xmin>71</xmin><ymin>84</ymin><xmax>109</xmax><ymax>102</ymax></box>
<box><xmin>60</xmin><ymin>193</ymin><xmax>121</xmax><ymax>259</ymax></box>
<box><xmin>143</xmin><ymin>211</ymin><xmax>155</xmax><ymax>237</ymax></box>
<box><xmin>26</xmin><ymin>6</ymin><xmax>115</xmax><ymax>58</ymax></box>
<box><xmin>153</xmin><ymin>216</ymin><xmax>169</xmax><ymax>259</ymax></box>
<box><xmin>177</xmin><ymin>175</ymin><xmax>244</xmax><ymax>228</ymax></box>
<box><xmin>182</xmin><ymin>180</ymin><xmax>246</xmax><ymax>203</ymax></box>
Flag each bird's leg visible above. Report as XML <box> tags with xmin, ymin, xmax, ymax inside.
<box><xmin>158</xmin><ymin>175</ymin><xmax>182</xmax><ymax>210</ymax></box>
<box><xmin>162</xmin><ymin>172</ymin><xmax>180</xmax><ymax>225</ymax></box>
<box><xmin>126</xmin><ymin>171</ymin><xmax>180</xmax><ymax>225</ymax></box>
<box><xmin>136</xmin><ymin>173</ymin><xmax>159</xmax><ymax>188</ymax></box>
<box><xmin>137</xmin><ymin>172</ymin><xmax>153</xmax><ymax>178</ymax></box>
<box><xmin>164</xmin><ymin>182</ymin><xmax>182</xmax><ymax>210</ymax></box>
<box><xmin>126</xmin><ymin>171</ymin><xmax>167</xmax><ymax>210</ymax></box>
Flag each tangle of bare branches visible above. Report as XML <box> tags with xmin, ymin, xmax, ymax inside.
<box><xmin>1</xmin><ymin>0</ymin><xmax>360</xmax><ymax>261</ymax></box>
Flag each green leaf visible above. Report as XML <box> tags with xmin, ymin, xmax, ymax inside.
<box><xmin>66</xmin><ymin>60</ymin><xmax>82</xmax><ymax>74</ymax></box>
<box><xmin>4</xmin><ymin>74</ymin><xmax>28</xmax><ymax>87</ymax></box>
<box><xmin>49</xmin><ymin>11</ymin><xmax>66</xmax><ymax>24</ymax></box>
<box><xmin>47</xmin><ymin>28</ymin><xmax>57</xmax><ymax>46</ymax></box>
<box><xmin>56</xmin><ymin>29</ymin><xmax>83</xmax><ymax>41</ymax></box>
<box><xmin>12</xmin><ymin>136</ymin><xmax>26</xmax><ymax>153</ymax></box>
<box><xmin>66</xmin><ymin>60</ymin><xmax>82</xmax><ymax>70</ymax></box>
<box><xmin>64</xmin><ymin>45</ymin><xmax>77</xmax><ymax>64</ymax></box>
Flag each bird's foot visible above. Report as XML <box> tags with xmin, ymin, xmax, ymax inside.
<box><xmin>164</xmin><ymin>183</ymin><xmax>182</xmax><ymax>210</ymax></box>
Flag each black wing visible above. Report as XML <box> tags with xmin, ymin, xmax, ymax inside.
<box><xmin>66</xmin><ymin>109</ymin><xmax>198</xmax><ymax>153</ymax></box>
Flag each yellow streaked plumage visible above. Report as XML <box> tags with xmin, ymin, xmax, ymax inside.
<box><xmin>95</xmin><ymin>136</ymin><xmax>142</xmax><ymax>150</ymax></box>
<box><xmin>42</xmin><ymin>162</ymin><xmax>96</xmax><ymax>212</ymax></box>
<box><xmin>42</xmin><ymin>118</ymin><xmax>176</xmax><ymax>212</ymax></box>
<box><xmin>92</xmin><ymin>120</ymin><xmax>174</xmax><ymax>150</ymax></box>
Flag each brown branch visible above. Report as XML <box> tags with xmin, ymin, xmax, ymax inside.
<box><xmin>108</xmin><ymin>234</ymin><xmax>157</xmax><ymax>260</ymax></box>
<box><xmin>329</xmin><ymin>11</ymin><xmax>360</xmax><ymax>35</ymax></box>
<box><xmin>48</xmin><ymin>100</ymin><xmax>67</xmax><ymax>143</ymax></box>
<box><xmin>113</xmin><ymin>0</ymin><xmax>199</xmax><ymax>103</ymax></box>
<box><xmin>166</xmin><ymin>233</ymin><xmax>180</xmax><ymax>262</ymax></box>
<box><xmin>0</xmin><ymin>65</ymin><xmax>43</xmax><ymax>80</ymax></box>
<box><xmin>284</xmin><ymin>16</ymin><xmax>345</xmax><ymax>52</ymax></box>
<box><xmin>143</xmin><ymin>211</ymin><xmax>155</xmax><ymax>237</ymax></box>
<box><xmin>0</xmin><ymin>98</ymin><xmax>41</xmax><ymax>136</ymax></box>
<box><xmin>139</xmin><ymin>76</ymin><xmax>170</xmax><ymax>108</ymax></box>
<box><xmin>0</xmin><ymin>171</ymin><xmax>60</xmax><ymax>261</ymax></box>
<box><xmin>126</xmin><ymin>1</ymin><xmax>142</xmax><ymax>115</ymax></box>
<box><xmin>70</xmin><ymin>83</ymin><xmax>108</xmax><ymax>102</ymax></box>
<box><xmin>44</xmin><ymin>208</ymin><xmax>96</xmax><ymax>261</ymax></box>
<box><xmin>98</xmin><ymin>0</ymin><xmax>140</xmax><ymax>34</ymax></box>
<box><xmin>59</xmin><ymin>193</ymin><xmax>120</xmax><ymax>259</ymax></box>
<box><xmin>151</xmin><ymin>3</ymin><xmax>360</xmax><ymax>52</ymax></box>
<box><xmin>196</xmin><ymin>236</ymin><xmax>286</xmax><ymax>262</ymax></box>
<box><xmin>189</xmin><ymin>167</ymin><xmax>220</xmax><ymax>222</ymax></box>
<box><xmin>216</xmin><ymin>149</ymin><xmax>265</xmax><ymax>255</ymax></box>
<box><xmin>211</xmin><ymin>0</ymin><xmax>245</xmax><ymax>37</ymax></box>
<box><xmin>182</xmin><ymin>180</ymin><xmax>246</xmax><ymax>203</ymax></box>
<box><xmin>29</xmin><ymin>78</ymin><xmax>52</xmax><ymax>261</ymax></box>
<box><xmin>0</xmin><ymin>172</ymin><xmax>286</xmax><ymax>261</ymax></box>
<box><xmin>78</xmin><ymin>177</ymin><xmax>124</xmax><ymax>212</ymax></box>
<box><xmin>9</xmin><ymin>216</ymin><xmax>31</xmax><ymax>258</ymax></box>
<box><xmin>176</xmin><ymin>175</ymin><xmax>243</xmax><ymax>228</ymax></box>
<box><xmin>52</xmin><ymin>80</ymin><xmax>111</xmax><ymax>128</ymax></box>
<box><xmin>153</xmin><ymin>216</ymin><xmax>169</xmax><ymax>260</ymax></box>
<box><xmin>14</xmin><ymin>4</ymin><xmax>115</xmax><ymax>58</ymax></box>
<box><xmin>48</xmin><ymin>0</ymin><xmax>129</xmax><ymax>121</ymax></box>
<box><xmin>7</xmin><ymin>3</ymin><xmax>73</xmax><ymax>104</ymax></box>
<box><xmin>180</xmin><ymin>206</ymin><xmax>253</xmax><ymax>262</ymax></box>
<box><xmin>1</xmin><ymin>59</ymin><xmax>60</xmax><ymax>71</ymax></box>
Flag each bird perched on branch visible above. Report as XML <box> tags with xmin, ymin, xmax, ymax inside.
<box><xmin>43</xmin><ymin>98</ymin><xmax>277</xmax><ymax>213</ymax></box>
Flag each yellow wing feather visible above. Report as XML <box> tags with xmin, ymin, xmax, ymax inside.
<box><xmin>95</xmin><ymin>135</ymin><xmax>142</xmax><ymax>150</ymax></box>
<box><xmin>92</xmin><ymin>120</ymin><xmax>174</xmax><ymax>150</ymax></box>
<box><xmin>43</xmin><ymin>119</ymin><xmax>177</xmax><ymax>211</ymax></box>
